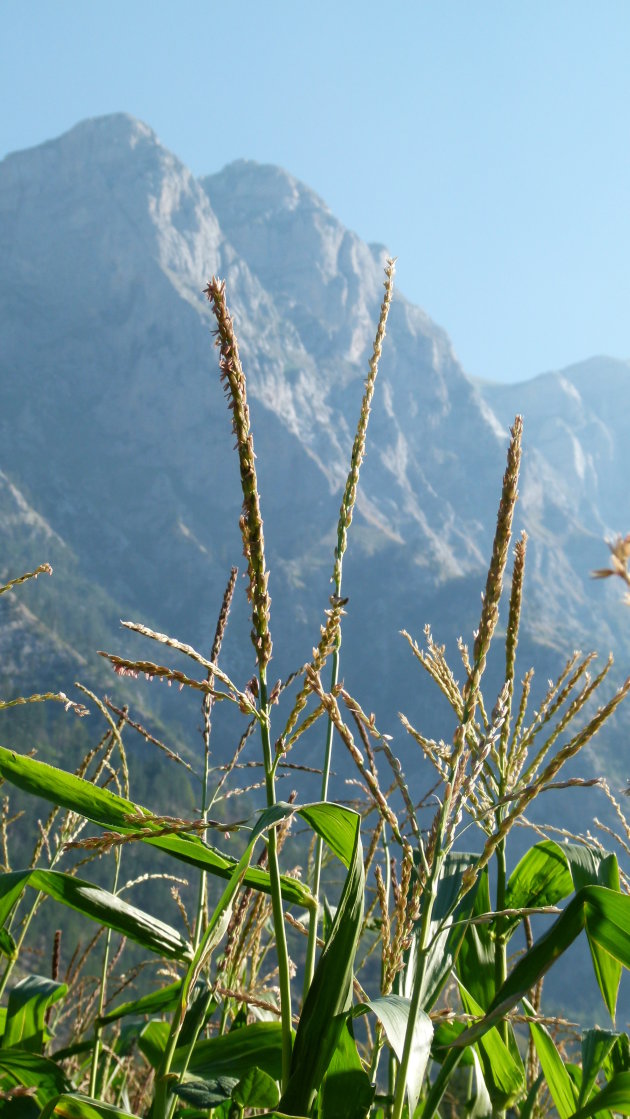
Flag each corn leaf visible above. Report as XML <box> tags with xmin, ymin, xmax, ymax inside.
<box><xmin>0</xmin><ymin>1048</ymin><xmax>72</xmax><ymax>1110</ymax></box>
<box><xmin>232</xmin><ymin>1066</ymin><xmax>280</xmax><ymax>1109</ymax></box>
<box><xmin>419</xmin><ymin>1046</ymin><xmax>465</xmax><ymax>1119</ymax></box>
<box><xmin>39</xmin><ymin>1093</ymin><xmax>141</xmax><ymax>1118</ymax></box>
<box><xmin>528</xmin><ymin>1014</ymin><xmax>578</xmax><ymax>1119</ymax></box>
<box><xmin>97</xmin><ymin>980</ymin><xmax>182</xmax><ymax>1026</ymax></box>
<box><xmin>279</xmin><ymin>805</ymin><xmax>364</xmax><ymax>1117</ymax></box>
<box><xmin>452</xmin><ymin>885</ymin><xmax>630</xmax><ymax>1049</ymax></box>
<box><xmin>410</xmin><ymin>851</ymin><xmax>481</xmax><ymax>1012</ymax></box>
<box><xmin>359</xmin><ymin>995</ymin><xmax>433</xmax><ymax>1118</ymax></box>
<box><xmin>137</xmin><ymin>1020</ymin><xmax>169</xmax><ymax>1069</ymax></box>
<box><xmin>561</xmin><ymin>843</ymin><xmax>622</xmax><ymax>1019</ymax></box>
<box><xmin>504</xmin><ymin>841</ymin><xmax>574</xmax><ymax>933</ymax></box>
<box><xmin>580</xmin><ymin>1028</ymin><xmax>620</xmax><ymax>1106</ymax></box>
<box><xmin>172</xmin><ymin>1076</ymin><xmax>238</xmax><ymax>1109</ymax></box>
<box><xmin>571</xmin><ymin>1071</ymin><xmax>630</xmax><ymax>1119</ymax></box>
<box><xmin>0</xmin><ymin>868</ymin><xmax>191</xmax><ymax>960</ymax></box>
<box><xmin>2</xmin><ymin>974</ymin><xmax>67</xmax><ymax>1053</ymax></box>
<box><xmin>456</xmin><ymin>867</ymin><xmax>495</xmax><ymax>1010</ymax></box>
<box><xmin>504</xmin><ymin>842</ymin><xmax>622</xmax><ymax>1015</ymax></box>
<box><xmin>458</xmin><ymin>981</ymin><xmax>525</xmax><ymax>1110</ymax></box>
<box><xmin>174</xmin><ymin>1021</ymin><xmax>284</xmax><ymax>1081</ymax></box>
<box><xmin>318</xmin><ymin>1017</ymin><xmax>374</xmax><ymax>1119</ymax></box>
<box><xmin>0</xmin><ymin>747</ymin><xmax>312</xmax><ymax>910</ymax></box>
<box><xmin>0</xmin><ymin>925</ymin><xmax>16</xmax><ymax>960</ymax></box>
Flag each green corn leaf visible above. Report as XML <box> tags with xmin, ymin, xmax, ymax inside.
<box><xmin>0</xmin><ymin>747</ymin><xmax>313</xmax><ymax>911</ymax></box>
<box><xmin>419</xmin><ymin>1045</ymin><xmax>465</xmax><ymax>1119</ymax></box>
<box><xmin>232</xmin><ymin>1066</ymin><xmax>281</xmax><ymax>1109</ymax></box>
<box><xmin>504</xmin><ymin>841</ymin><xmax>574</xmax><ymax>933</ymax></box>
<box><xmin>0</xmin><ymin>925</ymin><xmax>16</xmax><ymax>960</ymax></box>
<box><xmin>357</xmin><ymin>995</ymin><xmax>433</xmax><ymax>1118</ymax></box>
<box><xmin>0</xmin><ymin>1048</ymin><xmax>72</xmax><ymax>1110</ymax></box>
<box><xmin>50</xmin><ymin>1040</ymin><xmax>94</xmax><ymax>1063</ymax></box>
<box><xmin>0</xmin><ymin>868</ymin><xmax>191</xmax><ymax>960</ymax></box>
<box><xmin>527</xmin><ymin>1014</ymin><xmax>579</xmax><ymax>1119</ymax></box>
<box><xmin>458</xmin><ymin>981</ymin><xmax>525</xmax><ymax>1110</ymax></box>
<box><xmin>175</xmin><ymin>1021</ymin><xmax>284</xmax><ymax>1082</ymax></box>
<box><xmin>580</xmin><ymin>1028</ymin><xmax>620</xmax><ymax>1106</ymax></box>
<box><xmin>603</xmin><ymin>1031</ymin><xmax>630</xmax><ymax>1079</ymax></box>
<box><xmin>518</xmin><ymin>1073</ymin><xmax>545</xmax><ymax>1119</ymax></box>
<box><xmin>452</xmin><ymin>885</ymin><xmax>630</xmax><ymax>1049</ymax></box>
<box><xmin>562</xmin><ymin>843</ymin><xmax>622</xmax><ymax>1020</ymax></box>
<box><xmin>39</xmin><ymin>1093</ymin><xmax>141</xmax><ymax>1118</ymax></box>
<box><xmin>505</xmin><ymin>841</ymin><xmax>622</xmax><ymax>1015</ymax></box>
<box><xmin>318</xmin><ymin>1017</ymin><xmax>374</xmax><ymax>1119</ymax></box>
<box><xmin>172</xmin><ymin>1076</ymin><xmax>238</xmax><ymax>1108</ymax></box>
<box><xmin>456</xmin><ymin>866</ymin><xmax>496</xmax><ymax>1010</ymax></box>
<box><xmin>469</xmin><ymin>1048</ymin><xmax>493</xmax><ymax>1119</ymax></box>
<box><xmin>410</xmin><ymin>851</ymin><xmax>481</xmax><ymax>1012</ymax></box>
<box><xmin>279</xmin><ymin>804</ymin><xmax>364</xmax><ymax>1117</ymax></box>
<box><xmin>297</xmin><ymin>803</ymin><xmax>358</xmax><ymax>867</ymax></box>
<box><xmin>431</xmin><ymin>1021</ymin><xmax>474</xmax><ymax>1067</ymax></box>
<box><xmin>570</xmin><ymin>1071</ymin><xmax>630</xmax><ymax>1119</ymax></box>
<box><xmin>97</xmin><ymin>980</ymin><xmax>183</xmax><ymax>1026</ymax></box>
<box><xmin>2</xmin><ymin>974</ymin><xmax>67</xmax><ymax>1052</ymax></box>
<box><xmin>138</xmin><ymin>1020</ymin><xmax>169</xmax><ymax>1069</ymax></box>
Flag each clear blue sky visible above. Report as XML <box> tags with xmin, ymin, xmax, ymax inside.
<box><xmin>2</xmin><ymin>1</ymin><xmax>629</xmax><ymax>383</ymax></box>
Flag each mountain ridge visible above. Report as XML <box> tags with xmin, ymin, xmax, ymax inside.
<box><xmin>1</xmin><ymin>113</ymin><xmax>629</xmax><ymax>795</ymax></box>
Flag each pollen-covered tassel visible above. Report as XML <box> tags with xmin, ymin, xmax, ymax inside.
<box><xmin>205</xmin><ymin>277</ymin><xmax>272</xmax><ymax>668</ymax></box>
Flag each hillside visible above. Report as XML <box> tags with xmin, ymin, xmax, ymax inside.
<box><xmin>1</xmin><ymin>114</ymin><xmax>629</xmax><ymax>804</ymax></box>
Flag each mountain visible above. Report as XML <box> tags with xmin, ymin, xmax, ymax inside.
<box><xmin>1</xmin><ymin>114</ymin><xmax>629</xmax><ymax>803</ymax></box>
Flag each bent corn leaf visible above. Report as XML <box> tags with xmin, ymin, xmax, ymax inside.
<box><xmin>3</xmin><ymin>974</ymin><xmax>67</xmax><ymax>1052</ymax></box>
<box><xmin>453</xmin><ymin>885</ymin><xmax>630</xmax><ymax>1050</ymax></box>
<box><xmin>279</xmin><ymin>804</ymin><xmax>364</xmax><ymax>1117</ymax></box>
<box><xmin>359</xmin><ymin>995</ymin><xmax>433</xmax><ymax>1118</ymax></box>
<box><xmin>0</xmin><ymin>869</ymin><xmax>191</xmax><ymax>960</ymax></box>
<box><xmin>0</xmin><ymin>747</ymin><xmax>312</xmax><ymax>910</ymax></box>
<box><xmin>39</xmin><ymin>1093</ymin><xmax>141</xmax><ymax>1118</ymax></box>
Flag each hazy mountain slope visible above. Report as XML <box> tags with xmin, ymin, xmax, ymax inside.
<box><xmin>0</xmin><ymin>113</ymin><xmax>628</xmax><ymax>796</ymax></box>
<box><xmin>0</xmin><ymin>117</ymin><xmax>507</xmax><ymax>667</ymax></box>
<box><xmin>477</xmin><ymin>358</ymin><xmax>630</xmax><ymax>653</ymax></box>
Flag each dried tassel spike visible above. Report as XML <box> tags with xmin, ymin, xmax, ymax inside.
<box><xmin>205</xmin><ymin>277</ymin><xmax>272</xmax><ymax>667</ymax></box>
<box><xmin>499</xmin><ymin>532</ymin><xmax>527</xmax><ymax>767</ymax></box>
<box><xmin>333</xmin><ymin>258</ymin><xmax>396</xmax><ymax>591</ymax></box>
<box><xmin>0</xmin><ymin>562</ymin><xmax>53</xmax><ymax>597</ymax></box>
<box><xmin>464</xmin><ymin>415</ymin><xmax>523</xmax><ymax>717</ymax></box>
<box><xmin>476</xmin><ymin>672</ymin><xmax>630</xmax><ymax>875</ymax></box>
<box><xmin>203</xmin><ymin>565</ymin><xmax>239</xmax><ymax>780</ymax></box>
<box><xmin>375</xmin><ymin>865</ymin><xmax>393</xmax><ymax>992</ymax></box>
<box><xmin>306</xmin><ymin>667</ymin><xmax>402</xmax><ymax>841</ymax></box>
<box><xmin>276</xmin><ymin>596</ymin><xmax>345</xmax><ymax>753</ymax></box>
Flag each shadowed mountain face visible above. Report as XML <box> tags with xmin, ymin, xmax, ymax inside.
<box><xmin>1</xmin><ymin>114</ymin><xmax>629</xmax><ymax>790</ymax></box>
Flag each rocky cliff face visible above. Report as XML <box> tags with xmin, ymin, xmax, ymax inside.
<box><xmin>1</xmin><ymin>114</ymin><xmax>628</xmax><ymax>780</ymax></box>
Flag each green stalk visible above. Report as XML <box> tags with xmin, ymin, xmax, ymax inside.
<box><xmin>303</xmin><ymin>638</ymin><xmax>340</xmax><ymax>996</ymax></box>
<box><xmin>303</xmin><ymin>260</ymin><xmax>395</xmax><ymax>996</ymax></box>
<box><xmin>494</xmin><ymin>833</ymin><xmax>508</xmax><ymax>1012</ymax></box>
<box><xmin>153</xmin><ymin>829</ymin><xmax>263</xmax><ymax>1119</ymax></box>
<box><xmin>171</xmin><ymin>986</ymin><xmax>215</xmax><ymax>1111</ymax></box>
<box><xmin>259</xmin><ymin>670</ymin><xmax>293</xmax><ymax>1090</ymax></box>
<box><xmin>492</xmin><ymin>829</ymin><xmax>509</xmax><ymax>1119</ymax></box>
<box><xmin>391</xmin><ymin>795</ymin><xmax>448</xmax><ymax>1119</ymax></box>
<box><xmin>89</xmin><ymin>848</ymin><xmax>121</xmax><ymax>1099</ymax></box>
<box><xmin>390</xmin><ymin>862</ymin><xmax>441</xmax><ymax>1119</ymax></box>
<box><xmin>0</xmin><ymin>898</ymin><xmax>40</xmax><ymax>1002</ymax></box>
